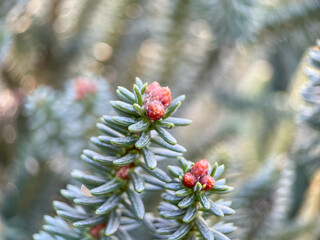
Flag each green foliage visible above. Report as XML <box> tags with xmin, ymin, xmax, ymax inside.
<box><xmin>2</xmin><ymin>1</ymin><xmax>320</xmax><ymax>240</ymax></box>
<box><xmin>154</xmin><ymin>157</ymin><xmax>235</xmax><ymax>240</ymax></box>
<box><xmin>35</xmin><ymin>79</ymin><xmax>231</xmax><ymax>240</ymax></box>
<box><xmin>228</xmin><ymin>157</ymin><xmax>294</xmax><ymax>239</ymax></box>
<box><xmin>300</xmin><ymin>39</ymin><xmax>320</xmax><ymax>130</ymax></box>
<box><xmin>1</xmin><ymin>76</ymin><xmax>111</xmax><ymax>239</ymax></box>
<box><xmin>253</xmin><ymin>1</ymin><xmax>320</xmax><ymax>44</ymax></box>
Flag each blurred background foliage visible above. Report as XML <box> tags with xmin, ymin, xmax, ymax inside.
<box><xmin>0</xmin><ymin>0</ymin><xmax>320</xmax><ymax>239</ymax></box>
